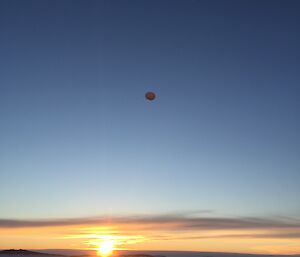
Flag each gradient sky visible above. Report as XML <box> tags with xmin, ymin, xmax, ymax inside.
<box><xmin>0</xmin><ymin>0</ymin><xmax>300</xmax><ymax>254</ymax></box>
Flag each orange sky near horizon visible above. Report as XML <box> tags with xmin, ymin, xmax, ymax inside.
<box><xmin>0</xmin><ymin>223</ymin><xmax>299</xmax><ymax>255</ymax></box>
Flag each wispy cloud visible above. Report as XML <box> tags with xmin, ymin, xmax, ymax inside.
<box><xmin>1</xmin><ymin>213</ymin><xmax>299</xmax><ymax>231</ymax></box>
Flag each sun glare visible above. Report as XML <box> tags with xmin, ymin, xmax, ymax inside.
<box><xmin>97</xmin><ymin>239</ymin><xmax>115</xmax><ymax>256</ymax></box>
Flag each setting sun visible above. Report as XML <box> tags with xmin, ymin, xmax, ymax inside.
<box><xmin>97</xmin><ymin>239</ymin><xmax>115</xmax><ymax>256</ymax></box>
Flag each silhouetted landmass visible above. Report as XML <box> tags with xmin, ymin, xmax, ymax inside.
<box><xmin>0</xmin><ymin>250</ymin><xmax>64</xmax><ymax>257</ymax></box>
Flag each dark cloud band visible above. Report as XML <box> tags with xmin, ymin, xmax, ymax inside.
<box><xmin>0</xmin><ymin>213</ymin><xmax>299</xmax><ymax>231</ymax></box>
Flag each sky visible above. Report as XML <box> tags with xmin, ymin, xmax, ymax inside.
<box><xmin>0</xmin><ymin>0</ymin><xmax>300</xmax><ymax>254</ymax></box>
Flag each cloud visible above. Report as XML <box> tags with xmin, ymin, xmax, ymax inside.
<box><xmin>155</xmin><ymin>232</ymin><xmax>300</xmax><ymax>240</ymax></box>
<box><xmin>0</xmin><ymin>213</ymin><xmax>300</xmax><ymax>231</ymax></box>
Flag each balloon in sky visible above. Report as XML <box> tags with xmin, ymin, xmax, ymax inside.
<box><xmin>145</xmin><ymin>91</ymin><xmax>156</xmax><ymax>101</ymax></box>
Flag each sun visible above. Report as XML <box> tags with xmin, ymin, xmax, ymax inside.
<box><xmin>97</xmin><ymin>239</ymin><xmax>115</xmax><ymax>256</ymax></box>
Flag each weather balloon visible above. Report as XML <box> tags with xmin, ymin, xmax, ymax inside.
<box><xmin>145</xmin><ymin>91</ymin><xmax>156</xmax><ymax>101</ymax></box>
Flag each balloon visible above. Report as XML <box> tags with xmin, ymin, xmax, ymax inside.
<box><xmin>145</xmin><ymin>91</ymin><xmax>156</xmax><ymax>101</ymax></box>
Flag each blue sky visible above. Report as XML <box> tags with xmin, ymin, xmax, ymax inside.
<box><xmin>1</xmin><ymin>0</ymin><xmax>300</xmax><ymax>220</ymax></box>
